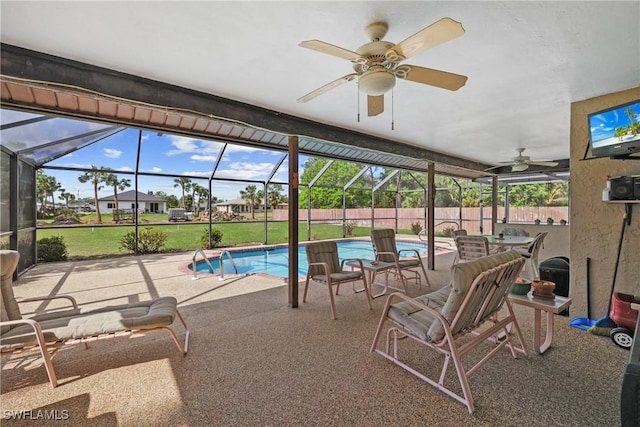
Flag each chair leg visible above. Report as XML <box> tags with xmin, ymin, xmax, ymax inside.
<box><xmin>418</xmin><ymin>261</ymin><xmax>431</xmax><ymax>289</ymax></box>
<box><xmin>303</xmin><ymin>275</ymin><xmax>311</xmax><ymax>302</ymax></box>
<box><xmin>449</xmin><ymin>346</ymin><xmax>475</xmax><ymax>414</ymax></box>
<box><xmin>26</xmin><ymin>322</ymin><xmax>59</xmax><ymax>387</ymax></box>
<box><xmin>168</xmin><ymin>309</ymin><xmax>190</xmax><ymax>354</ymax></box>
<box><xmin>362</xmin><ymin>277</ymin><xmax>373</xmax><ymax>310</ymax></box>
<box><xmin>327</xmin><ymin>284</ymin><xmax>338</xmax><ymax>320</ymax></box>
<box><xmin>38</xmin><ymin>343</ymin><xmax>58</xmax><ymax>388</ymax></box>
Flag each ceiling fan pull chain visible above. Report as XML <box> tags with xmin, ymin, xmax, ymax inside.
<box><xmin>357</xmin><ymin>80</ymin><xmax>361</xmax><ymax>122</ymax></box>
<box><xmin>391</xmin><ymin>89</ymin><xmax>395</xmax><ymax>130</ymax></box>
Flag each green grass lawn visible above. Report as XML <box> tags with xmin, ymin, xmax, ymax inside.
<box><xmin>37</xmin><ymin>221</ymin><xmax>388</xmax><ymax>259</ymax></box>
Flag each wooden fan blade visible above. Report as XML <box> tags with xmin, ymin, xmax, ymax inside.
<box><xmin>401</xmin><ymin>65</ymin><xmax>467</xmax><ymax>91</ymax></box>
<box><xmin>299</xmin><ymin>40</ymin><xmax>363</xmax><ymax>62</ymax></box>
<box><xmin>529</xmin><ymin>161</ymin><xmax>559</xmax><ymax>167</ymax></box>
<box><xmin>390</xmin><ymin>17</ymin><xmax>465</xmax><ymax>60</ymax></box>
<box><xmin>297</xmin><ymin>74</ymin><xmax>358</xmax><ymax>103</ymax></box>
<box><xmin>368</xmin><ymin>95</ymin><xmax>384</xmax><ymax>117</ymax></box>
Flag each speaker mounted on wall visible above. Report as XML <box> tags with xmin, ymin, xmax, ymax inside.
<box><xmin>610</xmin><ymin>176</ymin><xmax>635</xmax><ymax>200</ymax></box>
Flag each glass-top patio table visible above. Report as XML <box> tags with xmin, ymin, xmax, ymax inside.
<box><xmin>484</xmin><ymin>235</ymin><xmax>534</xmax><ymax>252</ymax></box>
<box><xmin>345</xmin><ymin>259</ymin><xmax>398</xmax><ymax>298</ymax></box>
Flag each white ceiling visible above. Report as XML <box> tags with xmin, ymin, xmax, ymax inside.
<box><xmin>1</xmin><ymin>1</ymin><xmax>639</xmax><ymax>169</ymax></box>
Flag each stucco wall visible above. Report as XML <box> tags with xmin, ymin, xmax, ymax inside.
<box><xmin>570</xmin><ymin>87</ymin><xmax>640</xmax><ymax>320</ymax></box>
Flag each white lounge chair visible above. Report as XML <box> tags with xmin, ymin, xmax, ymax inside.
<box><xmin>0</xmin><ymin>250</ymin><xmax>189</xmax><ymax>387</ymax></box>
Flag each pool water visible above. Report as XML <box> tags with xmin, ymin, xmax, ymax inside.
<box><xmin>191</xmin><ymin>239</ymin><xmax>432</xmax><ymax>278</ymax></box>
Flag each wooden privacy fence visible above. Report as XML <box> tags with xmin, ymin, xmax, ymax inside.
<box><xmin>273</xmin><ymin>207</ymin><xmax>569</xmax><ymax>234</ymax></box>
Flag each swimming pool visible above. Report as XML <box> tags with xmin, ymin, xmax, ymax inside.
<box><xmin>190</xmin><ymin>239</ymin><xmax>434</xmax><ymax>278</ymax></box>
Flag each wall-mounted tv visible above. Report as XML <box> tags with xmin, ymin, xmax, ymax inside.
<box><xmin>589</xmin><ymin>100</ymin><xmax>640</xmax><ymax>159</ymax></box>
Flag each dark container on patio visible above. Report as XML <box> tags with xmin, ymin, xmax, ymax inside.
<box><xmin>540</xmin><ymin>256</ymin><xmax>570</xmax><ymax>316</ymax></box>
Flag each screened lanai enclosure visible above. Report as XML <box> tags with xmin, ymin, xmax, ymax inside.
<box><xmin>0</xmin><ymin>47</ymin><xmax>570</xmax><ymax>305</ymax></box>
<box><xmin>1</xmin><ymin>106</ymin><xmax>569</xmax><ymax>279</ymax></box>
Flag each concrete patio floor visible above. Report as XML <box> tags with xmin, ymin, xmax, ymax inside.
<box><xmin>0</xmin><ymin>248</ymin><xmax>629</xmax><ymax>426</ymax></box>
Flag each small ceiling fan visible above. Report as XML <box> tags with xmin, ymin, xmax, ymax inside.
<box><xmin>486</xmin><ymin>148</ymin><xmax>559</xmax><ymax>172</ymax></box>
<box><xmin>297</xmin><ymin>18</ymin><xmax>468</xmax><ymax>117</ymax></box>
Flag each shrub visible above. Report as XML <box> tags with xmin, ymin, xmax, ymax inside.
<box><xmin>441</xmin><ymin>227</ymin><xmax>455</xmax><ymax>237</ymax></box>
<box><xmin>200</xmin><ymin>227</ymin><xmax>224</xmax><ymax>249</ymax></box>
<box><xmin>410</xmin><ymin>222</ymin><xmax>423</xmax><ymax>235</ymax></box>
<box><xmin>344</xmin><ymin>221</ymin><xmax>356</xmax><ymax>236</ymax></box>
<box><xmin>119</xmin><ymin>227</ymin><xmax>168</xmax><ymax>254</ymax></box>
<box><xmin>37</xmin><ymin>235</ymin><xmax>68</xmax><ymax>262</ymax></box>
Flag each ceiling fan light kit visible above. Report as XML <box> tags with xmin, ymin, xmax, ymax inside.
<box><xmin>511</xmin><ymin>163</ymin><xmax>529</xmax><ymax>172</ymax></box>
<box><xmin>358</xmin><ymin>69</ymin><xmax>396</xmax><ymax>95</ymax></box>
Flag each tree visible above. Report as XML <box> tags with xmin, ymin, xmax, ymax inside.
<box><xmin>36</xmin><ymin>170</ymin><xmax>60</xmax><ymax>217</ymax></box>
<box><xmin>191</xmin><ymin>184</ymin><xmax>209</xmax><ymax>215</ymax></box>
<box><xmin>58</xmin><ymin>188</ymin><xmax>76</xmax><ymax>208</ymax></box>
<box><xmin>155</xmin><ymin>191</ymin><xmax>180</xmax><ymax>209</ymax></box>
<box><xmin>173</xmin><ymin>177</ymin><xmax>192</xmax><ymax>209</ymax></box>
<box><xmin>298</xmin><ymin>158</ymin><xmax>372</xmax><ymax>208</ymax></box>
<box><xmin>104</xmin><ymin>174</ymin><xmax>131</xmax><ymax>212</ymax></box>
<box><xmin>266</xmin><ymin>184</ymin><xmax>287</xmax><ymax>210</ymax></box>
<box><xmin>78</xmin><ymin>165</ymin><xmax>108</xmax><ymax>222</ymax></box>
<box><xmin>239</xmin><ymin>184</ymin><xmax>263</xmax><ymax>219</ymax></box>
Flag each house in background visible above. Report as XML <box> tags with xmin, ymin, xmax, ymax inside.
<box><xmin>68</xmin><ymin>202</ymin><xmax>95</xmax><ymax>213</ymax></box>
<box><xmin>214</xmin><ymin>198</ymin><xmax>261</xmax><ymax>214</ymax></box>
<box><xmin>213</xmin><ymin>198</ymin><xmax>287</xmax><ymax>214</ymax></box>
<box><xmin>98</xmin><ymin>190</ymin><xmax>167</xmax><ymax>214</ymax></box>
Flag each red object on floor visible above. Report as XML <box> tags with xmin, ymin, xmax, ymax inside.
<box><xmin>610</xmin><ymin>292</ymin><xmax>639</xmax><ymax>331</ymax></box>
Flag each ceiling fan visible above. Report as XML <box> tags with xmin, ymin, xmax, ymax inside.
<box><xmin>297</xmin><ymin>18</ymin><xmax>468</xmax><ymax>117</ymax></box>
<box><xmin>486</xmin><ymin>148</ymin><xmax>559</xmax><ymax>172</ymax></box>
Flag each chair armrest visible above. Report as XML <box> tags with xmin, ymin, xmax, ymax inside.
<box><xmin>0</xmin><ymin>317</ymin><xmax>55</xmax><ymax>368</ymax></box>
<box><xmin>0</xmin><ymin>317</ymin><xmax>49</xmax><ymax>344</ymax></box>
<box><xmin>1</xmin><ymin>317</ymin><xmax>43</xmax><ymax>330</ymax></box>
<box><xmin>308</xmin><ymin>261</ymin><xmax>331</xmax><ymax>277</ymax></box>
<box><xmin>17</xmin><ymin>295</ymin><xmax>79</xmax><ymax>309</ymax></box>
<box><xmin>398</xmin><ymin>249</ymin><xmax>421</xmax><ymax>259</ymax></box>
<box><xmin>341</xmin><ymin>258</ymin><xmax>364</xmax><ymax>271</ymax></box>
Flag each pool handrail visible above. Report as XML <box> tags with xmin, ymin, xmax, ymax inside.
<box><xmin>218</xmin><ymin>250</ymin><xmax>238</xmax><ymax>280</ymax></box>
<box><xmin>191</xmin><ymin>249</ymin><xmax>216</xmax><ymax>280</ymax></box>
<box><xmin>419</xmin><ymin>220</ymin><xmax>461</xmax><ymax>247</ymax></box>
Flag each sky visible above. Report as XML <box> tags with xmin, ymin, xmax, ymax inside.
<box><xmin>45</xmin><ymin>127</ymin><xmax>310</xmax><ymax>201</ymax></box>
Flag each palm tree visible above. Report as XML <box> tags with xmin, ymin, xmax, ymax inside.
<box><xmin>267</xmin><ymin>184</ymin><xmax>286</xmax><ymax>210</ymax></box>
<box><xmin>240</xmin><ymin>184</ymin><xmax>263</xmax><ymax>219</ymax></box>
<box><xmin>78</xmin><ymin>165</ymin><xmax>108</xmax><ymax>222</ymax></box>
<box><xmin>173</xmin><ymin>177</ymin><xmax>192</xmax><ymax>209</ymax></box>
<box><xmin>58</xmin><ymin>188</ymin><xmax>76</xmax><ymax>208</ymax></box>
<box><xmin>36</xmin><ymin>171</ymin><xmax>60</xmax><ymax>217</ymax></box>
<box><xmin>191</xmin><ymin>183</ymin><xmax>208</xmax><ymax>216</ymax></box>
<box><xmin>104</xmin><ymin>174</ymin><xmax>132</xmax><ymax>211</ymax></box>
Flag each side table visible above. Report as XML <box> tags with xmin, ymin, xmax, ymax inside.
<box><xmin>345</xmin><ymin>259</ymin><xmax>396</xmax><ymax>298</ymax></box>
<box><xmin>508</xmin><ymin>292</ymin><xmax>572</xmax><ymax>354</ymax></box>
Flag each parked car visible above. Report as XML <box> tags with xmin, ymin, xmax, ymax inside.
<box><xmin>167</xmin><ymin>208</ymin><xmax>189</xmax><ymax>221</ymax></box>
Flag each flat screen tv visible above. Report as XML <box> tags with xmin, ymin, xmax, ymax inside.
<box><xmin>589</xmin><ymin>100</ymin><xmax>640</xmax><ymax>159</ymax></box>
